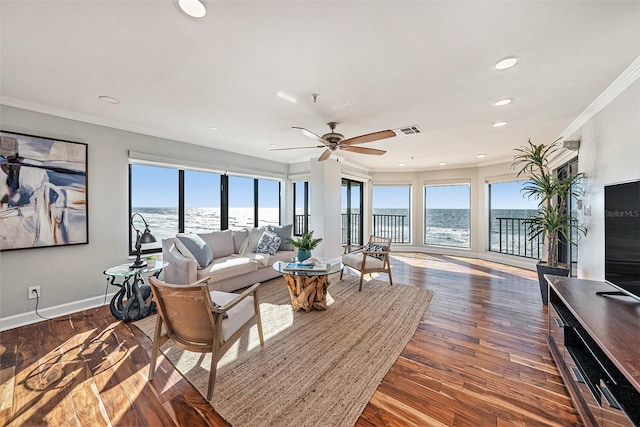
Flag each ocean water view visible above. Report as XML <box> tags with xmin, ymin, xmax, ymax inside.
<box><xmin>134</xmin><ymin>206</ymin><xmax>540</xmax><ymax>257</ymax></box>
<box><xmin>132</xmin><ymin>207</ymin><xmax>280</xmax><ymax>249</ymax></box>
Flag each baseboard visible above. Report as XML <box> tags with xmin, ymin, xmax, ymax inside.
<box><xmin>0</xmin><ymin>291</ymin><xmax>118</xmax><ymax>332</ymax></box>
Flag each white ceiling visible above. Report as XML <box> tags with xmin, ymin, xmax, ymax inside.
<box><xmin>1</xmin><ymin>1</ymin><xmax>639</xmax><ymax>172</ymax></box>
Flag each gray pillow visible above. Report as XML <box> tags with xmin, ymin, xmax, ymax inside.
<box><xmin>176</xmin><ymin>233</ymin><xmax>213</xmax><ymax>269</ymax></box>
<box><xmin>268</xmin><ymin>224</ymin><xmax>293</xmax><ymax>251</ymax></box>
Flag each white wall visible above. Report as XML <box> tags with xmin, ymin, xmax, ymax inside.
<box><xmin>571</xmin><ymin>79</ymin><xmax>640</xmax><ymax>280</ymax></box>
<box><xmin>0</xmin><ymin>106</ymin><xmax>287</xmax><ymax>328</ymax></box>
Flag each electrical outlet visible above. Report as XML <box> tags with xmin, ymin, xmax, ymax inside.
<box><xmin>28</xmin><ymin>286</ymin><xmax>40</xmax><ymax>300</ymax></box>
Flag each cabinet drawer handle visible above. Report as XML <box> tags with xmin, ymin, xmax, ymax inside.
<box><xmin>572</xmin><ymin>328</ymin><xmax>618</xmax><ymax>385</ymax></box>
<box><xmin>599</xmin><ymin>380</ymin><xmax>621</xmax><ymax>410</ymax></box>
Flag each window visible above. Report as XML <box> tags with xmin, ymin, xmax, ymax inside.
<box><xmin>258</xmin><ymin>179</ymin><xmax>280</xmax><ymax>227</ymax></box>
<box><xmin>372</xmin><ymin>186</ymin><xmax>411</xmax><ymax>243</ymax></box>
<box><xmin>184</xmin><ymin>170</ymin><xmax>221</xmax><ymax>233</ymax></box>
<box><xmin>293</xmin><ymin>181</ymin><xmax>309</xmax><ymax>236</ymax></box>
<box><xmin>129</xmin><ymin>164</ymin><xmax>178</xmax><ymax>253</ymax></box>
<box><xmin>489</xmin><ymin>181</ymin><xmax>540</xmax><ymax>258</ymax></box>
<box><xmin>424</xmin><ymin>184</ymin><xmax>470</xmax><ymax>248</ymax></box>
<box><xmin>129</xmin><ymin>164</ymin><xmax>281</xmax><ymax>253</ymax></box>
<box><xmin>228</xmin><ymin>175</ymin><xmax>255</xmax><ymax>230</ymax></box>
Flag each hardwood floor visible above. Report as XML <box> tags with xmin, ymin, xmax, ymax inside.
<box><xmin>0</xmin><ymin>253</ymin><xmax>582</xmax><ymax>426</ymax></box>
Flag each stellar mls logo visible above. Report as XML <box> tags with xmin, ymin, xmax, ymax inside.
<box><xmin>605</xmin><ymin>209</ymin><xmax>640</xmax><ymax>218</ymax></box>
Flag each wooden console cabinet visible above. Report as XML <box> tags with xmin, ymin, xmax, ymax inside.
<box><xmin>546</xmin><ymin>276</ymin><xmax>640</xmax><ymax>427</ymax></box>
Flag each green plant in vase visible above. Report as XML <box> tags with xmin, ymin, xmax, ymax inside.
<box><xmin>512</xmin><ymin>138</ymin><xmax>586</xmax><ymax>304</ymax></box>
<box><xmin>286</xmin><ymin>231</ymin><xmax>323</xmax><ymax>262</ymax></box>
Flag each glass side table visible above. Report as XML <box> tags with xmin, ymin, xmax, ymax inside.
<box><xmin>103</xmin><ymin>261</ymin><xmax>168</xmax><ymax>321</ymax></box>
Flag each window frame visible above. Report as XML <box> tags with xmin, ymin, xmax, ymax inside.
<box><xmin>129</xmin><ymin>164</ymin><xmax>281</xmax><ymax>255</ymax></box>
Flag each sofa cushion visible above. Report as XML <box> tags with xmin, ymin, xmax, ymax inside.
<box><xmin>199</xmin><ymin>255</ymin><xmax>258</xmax><ymax>283</ymax></box>
<box><xmin>255</xmin><ymin>231</ymin><xmax>281</xmax><ymax>255</ymax></box>
<box><xmin>267</xmin><ymin>224</ymin><xmax>293</xmax><ymax>251</ymax></box>
<box><xmin>175</xmin><ymin>233</ymin><xmax>213</xmax><ymax>269</ymax></box>
<box><xmin>232</xmin><ymin>229</ymin><xmax>249</xmax><ymax>253</ymax></box>
<box><xmin>200</xmin><ymin>229</ymin><xmax>235</xmax><ymax>258</ymax></box>
<box><xmin>264</xmin><ymin>250</ymin><xmax>296</xmax><ymax>267</ymax></box>
<box><xmin>238</xmin><ymin>227</ymin><xmax>266</xmax><ymax>256</ymax></box>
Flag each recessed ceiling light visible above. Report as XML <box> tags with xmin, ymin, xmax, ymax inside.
<box><xmin>177</xmin><ymin>0</ymin><xmax>206</xmax><ymax>18</ymax></box>
<box><xmin>207</xmin><ymin>126</ymin><xmax>219</xmax><ymax>131</ymax></box>
<box><xmin>398</xmin><ymin>162</ymin><xmax>406</xmax><ymax>167</ymax></box>
<box><xmin>98</xmin><ymin>95</ymin><xmax>119</xmax><ymax>104</ymax></box>
<box><xmin>492</xmin><ymin>121</ymin><xmax>508</xmax><ymax>127</ymax></box>
<box><xmin>439</xmin><ymin>162</ymin><xmax>447</xmax><ymax>166</ymax></box>
<box><xmin>477</xmin><ymin>154</ymin><xmax>487</xmax><ymax>158</ymax></box>
<box><xmin>492</xmin><ymin>98</ymin><xmax>513</xmax><ymax>107</ymax></box>
<box><xmin>269</xmin><ymin>144</ymin><xmax>278</xmax><ymax>148</ymax></box>
<box><xmin>276</xmin><ymin>91</ymin><xmax>297</xmax><ymax>104</ymax></box>
<box><xmin>494</xmin><ymin>56</ymin><xmax>520</xmax><ymax>70</ymax></box>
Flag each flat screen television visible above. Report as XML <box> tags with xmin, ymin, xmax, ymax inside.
<box><xmin>604</xmin><ymin>179</ymin><xmax>640</xmax><ymax>302</ymax></box>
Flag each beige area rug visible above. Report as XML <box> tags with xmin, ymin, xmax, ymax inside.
<box><xmin>134</xmin><ymin>275</ymin><xmax>433</xmax><ymax>426</ymax></box>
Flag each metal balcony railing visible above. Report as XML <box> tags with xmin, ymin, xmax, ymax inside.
<box><xmin>491</xmin><ymin>217</ymin><xmax>542</xmax><ymax>259</ymax></box>
<box><xmin>372</xmin><ymin>214</ymin><xmax>409</xmax><ymax>243</ymax></box>
<box><xmin>296</xmin><ymin>213</ymin><xmax>409</xmax><ymax>245</ymax></box>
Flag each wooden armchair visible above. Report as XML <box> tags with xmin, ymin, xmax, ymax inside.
<box><xmin>147</xmin><ymin>276</ymin><xmax>264</xmax><ymax>401</ymax></box>
<box><xmin>340</xmin><ymin>235</ymin><xmax>393</xmax><ymax>291</ymax></box>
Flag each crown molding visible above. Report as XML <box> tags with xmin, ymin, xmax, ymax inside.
<box><xmin>560</xmin><ymin>55</ymin><xmax>640</xmax><ymax>140</ymax></box>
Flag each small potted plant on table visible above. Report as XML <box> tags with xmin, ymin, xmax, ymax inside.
<box><xmin>286</xmin><ymin>231</ymin><xmax>323</xmax><ymax>262</ymax></box>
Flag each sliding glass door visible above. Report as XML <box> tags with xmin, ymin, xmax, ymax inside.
<box><xmin>341</xmin><ymin>179</ymin><xmax>363</xmax><ymax>246</ymax></box>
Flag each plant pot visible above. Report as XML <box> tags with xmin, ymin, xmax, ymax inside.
<box><xmin>536</xmin><ymin>260</ymin><xmax>570</xmax><ymax>305</ymax></box>
<box><xmin>297</xmin><ymin>250</ymin><xmax>311</xmax><ymax>262</ymax></box>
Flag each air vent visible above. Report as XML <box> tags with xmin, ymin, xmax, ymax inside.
<box><xmin>393</xmin><ymin>125</ymin><xmax>422</xmax><ymax>136</ymax></box>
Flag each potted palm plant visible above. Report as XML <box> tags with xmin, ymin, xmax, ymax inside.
<box><xmin>286</xmin><ymin>230</ymin><xmax>323</xmax><ymax>262</ymax></box>
<box><xmin>512</xmin><ymin>138</ymin><xmax>586</xmax><ymax>304</ymax></box>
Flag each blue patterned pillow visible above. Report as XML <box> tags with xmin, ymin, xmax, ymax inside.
<box><xmin>255</xmin><ymin>231</ymin><xmax>281</xmax><ymax>255</ymax></box>
<box><xmin>364</xmin><ymin>243</ymin><xmax>388</xmax><ymax>261</ymax></box>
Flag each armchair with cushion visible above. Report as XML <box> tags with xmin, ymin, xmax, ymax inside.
<box><xmin>340</xmin><ymin>235</ymin><xmax>393</xmax><ymax>291</ymax></box>
<box><xmin>147</xmin><ymin>277</ymin><xmax>264</xmax><ymax>401</ymax></box>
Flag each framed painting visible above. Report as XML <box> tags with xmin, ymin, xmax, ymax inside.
<box><xmin>1</xmin><ymin>130</ymin><xmax>88</xmax><ymax>251</ymax></box>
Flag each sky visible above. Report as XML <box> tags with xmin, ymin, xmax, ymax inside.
<box><xmin>132</xmin><ymin>165</ymin><xmax>538</xmax><ymax>210</ymax></box>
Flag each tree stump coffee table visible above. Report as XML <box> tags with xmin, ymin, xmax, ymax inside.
<box><xmin>272</xmin><ymin>259</ymin><xmax>343</xmax><ymax>312</ymax></box>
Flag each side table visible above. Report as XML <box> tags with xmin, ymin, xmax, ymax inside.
<box><xmin>272</xmin><ymin>259</ymin><xmax>343</xmax><ymax>312</ymax></box>
<box><xmin>104</xmin><ymin>261</ymin><xmax>168</xmax><ymax>321</ymax></box>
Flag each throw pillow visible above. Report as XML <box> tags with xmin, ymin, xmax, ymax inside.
<box><xmin>255</xmin><ymin>231</ymin><xmax>281</xmax><ymax>255</ymax></box>
<box><xmin>364</xmin><ymin>242</ymin><xmax>388</xmax><ymax>261</ymax></box>
<box><xmin>267</xmin><ymin>224</ymin><xmax>293</xmax><ymax>251</ymax></box>
<box><xmin>176</xmin><ymin>233</ymin><xmax>214</xmax><ymax>269</ymax></box>
<box><xmin>239</xmin><ymin>227</ymin><xmax>266</xmax><ymax>256</ymax></box>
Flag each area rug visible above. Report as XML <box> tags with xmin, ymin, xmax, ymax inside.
<box><xmin>133</xmin><ymin>275</ymin><xmax>433</xmax><ymax>426</ymax></box>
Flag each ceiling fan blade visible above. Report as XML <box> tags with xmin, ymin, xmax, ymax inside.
<box><xmin>318</xmin><ymin>149</ymin><xmax>332</xmax><ymax>161</ymax></box>
<box><xmin>270</xmin><ymin>145</ymin><xmax>325</xmax><ymax>151</ymax></box>
<box><xmin>341</xmin><ymin>146</ymin><xmax>386</xmax><ymax>156</ymax></box>
<box><xmin>341</xmin><ymin>129</ymin><xmax>396</xmax><ymax>146</ymax></box>
<box><xmin>292</xmin><ymin>126</ymin><xmax>329</xmax><ymax>146</ymax></box>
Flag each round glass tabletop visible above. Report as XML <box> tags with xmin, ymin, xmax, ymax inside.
<box><xmin>272</xmin><ymin>258</ymin><xmax>343</xmax><ymax>277</ymax></box>
<box><xmin>104</xmin><ymin>260</ymin><xmax>168</xmax><ymax>277</ymax></box>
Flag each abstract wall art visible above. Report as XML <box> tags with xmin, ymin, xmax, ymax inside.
<box><xmin>1</xmin><ymin>131</ymin><xmax>88</xmax><ymax>251</ymax></box>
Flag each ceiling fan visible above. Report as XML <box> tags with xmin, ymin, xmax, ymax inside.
<box><xmin>273</xmin><ymin>122</ymin><xmax>397</xmax><ymax>161</ymax></box>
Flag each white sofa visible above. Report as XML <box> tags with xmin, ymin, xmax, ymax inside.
<box><xmin>162</xmin><ymin>227</ymin><xmax>295</xmax><ymax>292</ymax></box>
